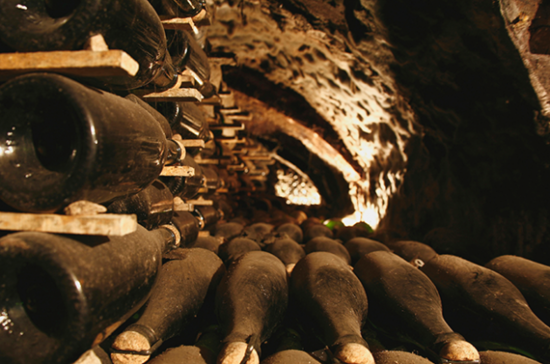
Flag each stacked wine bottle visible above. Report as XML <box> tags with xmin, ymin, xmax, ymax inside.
<box><xmin>1</xmin><ymin>1</ymin><xmax>550</xmax><ymax>364</ymax></box>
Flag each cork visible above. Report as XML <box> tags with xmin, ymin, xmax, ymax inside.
<box><xmin>439</xmin><ymin>340</ymin><xmax>480</xmax><ymax>362</ymax></box>
<box><xmin>334</xmin><ymin>343</ymin><xmax>375</xmax><ymax>364</ymax></box>
<box><xmin>111</xmin><ymin>331</ymin><xmax>151</xmax><ymax>364</ymax></box>
<box><xmin>217</xmin><ymin>342</ymin><xmax>259</xmax><ymax>364</ymax></box>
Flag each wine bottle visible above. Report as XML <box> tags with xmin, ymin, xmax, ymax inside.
<box><xmin>192</xmin><ymin>236</ymin><xmax>222</xmax><ymax>254</ymax></box>
<box><xmin>216</xmin><ymin>251</ymin><xmax>288</xmax><ymax>364</ymax></box>
<box><xmin>111</xmin><ymin>248</ymin><xmax>225</xmax><ymax>364</ymax></box>
<box><xmin>260</xmin><ymin>350</ymin><xmax>322</xmax><ymax>364</ymax></box>
<box><xmin>479</xmin><ymin>350</ymin><xmax>542</xmax><ymax>364</ymax></box>
<box><xmin>0</xmin><ymin>73</ymin><xmax>185</xmax><ymax>213</ymax></box>
<box><xmin>0</xmin><ymin>0</ymin><xmax>178</xmax><ymax>90</ymax></box>
<box><xmin>171</xmin><ymin>211</ymin><xmax>201</xmax><ymax>247</ymax></box>
<box><xmin>420</xmin><ymin>254</ymin><xmax>550</xmax><ymax>362</ymax></box>
<box><xmin>243</xmin><ymin>222</ymin><xmax>275</xmax><ymax>246</ymax></box>
<box><xmin>354</xmin><ymin>251</ymin><xmax>479</xmax><ymax>363</ymax></box>
<box><xmin>153</xmin><ymin>101</ymin><xmax>210</xmax><ymax>144</ymax></box>
<box><xmin>0</xmin><ymin>224</ymin><xmax>181</xmax><ymax>364</ymax></box>
<box><xmin>264</xmin><ymin>236</ymin><xmax>305</xmax><ymax>274</ymax></box>
<box><xmin>290</xmin><ymin>252</ymin><xmax>374</xmax><ymax>364</ymax></box>
<box><xmin>218</xmin><ymin>237</ymin><xmax>261</xmax><ymax>262</ymax></box>
<box><xmin>162</xmin><ymin>154</ymin><xmax>205</xmax><ymax>200</ymax></box>
<box><xmin>146</xmin><ymin>326</ymin><xmax>222</xmax><ymax>364</ymax></box>
<box><xmin>194</xmin><ymin>206</ymin><xmax>221</xmax><ymax>230</ymax></box>
<box><xmin>303</xmin><ymin>223</ymin><xmax>333</xmax><ymax>242</ymax></box>
<box><xmin>166</xmin><ymin>30</ymin><xmax>210</xmax><ymax>81</ymax></box>
<box><xmin>385</xmin><ymin>240</ymin><xmax>438</xmax><ymax>266</ymax></box>
<box><xmin>214</xmin><ymin>222</ymin><xmax>245</xmax><ymax>243</ymax></box>
<box><xmin>372</xmin><ymin>350</ymin><xmax>434</xmax><ymax>364</ymax></box>
<box><xmin>485</xmin><ymin>255</ymin><xmax>550</xmax><ymax>326</ymax></box>
<box><xmin>107</xmin><ymin>180</ymin><xmax>175</xmax><ymax>230</ymax></box>
<box><xmin>275</xmin><ymin>223</ymin><xmax>303</xmax><ymax>244</ymax></box>
<box><xmin>335</xmin><ymin>225</ymin><xmax>372</xmax><ymax>242</ymax></box>
<box><xmin>305</xmin><ymin>237</ymin><xmax>351</xmax><ymax>265</ymax></box>
<box><xmin>344</xmin><ymin>237</ymin><xmax>390</xmax><ymax>265</ymax></box>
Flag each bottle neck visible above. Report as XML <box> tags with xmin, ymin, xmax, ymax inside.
<box><xmin>156</xmin><ymin>225</ymin><xmax>181</xmax><ymax>252</ymax></box>
<box><xmin>152</xmin><ymin>53</ymin><xmax>179</xmax><ymax>90</ymax></box>
<box><xmin>165</xmin><ymin>139</ymin><xmax>186</xmax><ymax>165</ymax></box>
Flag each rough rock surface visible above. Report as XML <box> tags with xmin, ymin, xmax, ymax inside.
<box><xmin>206</xmin><ymin>0</ymin><xmax>550</xmax><ymax>263</ymax></box>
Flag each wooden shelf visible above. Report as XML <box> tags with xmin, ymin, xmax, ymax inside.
<box><xmin>0</xmin><ymin>50</ymin><xmax>139</xmax><ymax>81</ymax></box>
<box><xmin>0</xmin><ymin>211</ymin><xmax>137</xmax><ymax>236</ymax></box>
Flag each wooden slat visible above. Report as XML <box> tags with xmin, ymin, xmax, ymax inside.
<box><xmin>160</xmin><ymin>16</ymin><xmax>199</xmax><ymax>33</ymax></box>
<box><xmin>160</xmin><ymin>166</ymin><xmax>195</xmax><ymax>177</ymax></box>
<box><xmin>137</xmin><ymin>87</ymin><xmax>203</xmax><ymax>102</ymax></box>
<box><xmin>0</xmin><ymin>212</ymin><xmax>137</xmax><ymax>236</ymax></box>
<box><xmin>179</xmin><ymin>139</ymin><xmax>206</xmax><ymax>148</ymax></box>
<box><xmin>0</xmin><ymin>50</ymin><xmax>139</xmax><ymax>81</ymax></box>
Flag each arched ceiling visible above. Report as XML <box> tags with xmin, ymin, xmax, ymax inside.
<box><xmin>204</xmin><ymin>0</ymin><xmax>550</xmax><ymax>264</ymax></box>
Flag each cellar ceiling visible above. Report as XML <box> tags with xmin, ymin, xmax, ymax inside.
<box><xmin>204</xmin><ymin>0</ymin><xmax>550</xmax><ymax>264</ymax></box>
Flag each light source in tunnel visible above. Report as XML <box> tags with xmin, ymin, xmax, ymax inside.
<box><xmin>274</xmin><ymin>168</ymin><xmax>321</xmax><ymax>206</ymax></box>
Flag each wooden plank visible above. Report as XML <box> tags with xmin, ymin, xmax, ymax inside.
<box><xmin>179</xmin><ymin>139</ymin><xmax>206</xmax><ymax>148</ymax></box>
<box><xmin>186</xmin><ymin>198</ymin><xmax>213</xmax><ymax>206</ymax></box>
<box><xmin>0</xmin><ymin>212</ymin><xmax>137</xmax><ymax>236</ymax></box>
<box><xmin>160</xmin><ymin>16</ymin><xmax>199</xmax><ymax>34</ymax></box>
<box><xmin>0</xmin><ymin>50</ymin><xmax>139</xmax><ymax>81</ymax></box>
<box><xmin>200</xmin><ymin>95</ymin><xmax>221</xmax><ymax>105</ymax></box>
<box><xmin>160</xmin><ymin>166</ymin><xmax>195</xmax><ymax>177</ymax></box>
<box><xmin>138</xmin><ymin>87</ymin><xmax>203</xmax><ymax>102</ymax></box>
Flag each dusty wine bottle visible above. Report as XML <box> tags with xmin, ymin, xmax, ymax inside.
<box><xmin>216</xmin><ymin>251</ymin><xmax>288</xmax><ymax>364</ymax></box>
<box><xmin>485</xmin><ymin>255</ymin><xmax>550</xmax><ymax>326</ymax></box>
<box><xmin>344</xmin><ymin>237</ymin><xmax>390</xmax><ymax>265</ymax></box>
<box><xmin>111</xmin><ymin>248</ymin><xmax>225</xmax><ymax>364</ymax></box>
<box><xmin>0</xmin><ymin>0</ymin><xmax>178</xmax><ymax>90</ymax></box>
<box><xmin>305</xmin><ymin>236</ymin><xmax>352</xmax><ymax>265</ymax></box>
<box><xmin>153</xmin><ymin>101</ymin><xmax>210</xmax><ymax>144</ymax></box>
<box><xmin>162</xmin><ymin>154</ymin><xmax>205</xmax><ymax>200</ymax></box>
<box><xmin>275</xmin><ymin>223</ymin><xmax>303</xmax><ymax>244</ymax></box>
<box><xmin>0</xmin><ymin>223</ymin><xmax>182</xmax><ymax>364</ymax></box>
<box><xmin>290</xmin><ymin>252</ymin><xmax>375</xmax><ymax>364</ymax></box>
<box><xmin>264</xmin><ymin>236</ymin><xmax>305</xmax><ymax>274</ymax></box>
<box><xmin>420</xmin><ymin>254</ymin><xmax>550</xmax><ymax>362</ymax></box>
<box><xmin>354</xmin><ymin>251</ymin><xmax>479</xmax><ymax>363</ymax></box>
<box><xmin>218</xmin><ymin>237</ymin><xmax>261</xmax><ymax>262</ymax></box>
<box><xmin>107</xmin><ymin>180</ymin><xmax>175</xmax><ymax>230</ymax></box>
<box><xmin>0</xmin><ymin>73</ymin><xmax>185</xmax><ymax>213</ymax></box>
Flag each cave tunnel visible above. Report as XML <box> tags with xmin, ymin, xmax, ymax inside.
<box><xmin>204</xmin><ymin>0</ymin><xmax>550</xmax><ymax>266</ymax></box>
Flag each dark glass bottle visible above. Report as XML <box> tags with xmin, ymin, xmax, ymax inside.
<box><xmin>216</xmin><ymin>251</ymin><xmax>288</xmax><ymax>364</ymax></box>
<box><xmin>0</xmin><ymin>224</ymin><xmax>179</xmax><ymax>364</ymax></box>
<box><xmin>111</xmin><ymin>248</ymin><xmax>225</xmax><ymax>364</ymax></box>
<box><xmin>149</xmin><ymin>0</ymin><xmax>206</xmax><ymax>17</ymax></box>
<box><xmin>421</xmin><ymin>254</ymin><xmax>550</xmax><ymax>362</ymax></box>
<box><xmin>0</xmin><ymin>0</ymin><xmax>177</xmax><ymax>90</ymax></box>
<box><xmin>108</xmin><ymin>180</ymin><xmax>175</xmax><ymax>230</ymax></box>
<box><xmin>290</xmin><ymin>252</ymin><xmax>374</xmax><ymax>364</ymax></box>
<box><xmin>344</xmin><ymin>237</ymin><xmax>390</xmax><ymax>265</ymax></box>
<box><xmin>218</xmin><ymin>237</ymin><xmax>261</xmax><ymax>262</ymax></box>
<box><xmin>354</xmin><ymin>251</ymin><xmax>479</xmax><ymax>363</ymax></box>
<box><xmin>305</xmin><ymin>237</ymin><xmax>352</xmax><ymax>265</ymax></box>
<box><xmin>264</xmin><ymin>236</ymin><xmax>305</xmax><ymax>274</ymax></box>
<box><xmin>161</xmin><ymin>154</ymin><xmax>205</xmax><ymax>200</ymax></box>
<box><xmin>0</xmin><ymin>73</ymin><xmax>185</xmax><ymax>212</ymax></box>
<box><xmin>153</xmin><ymin>101</ymin><xmax>210</xmax><ymax>143</ymax></box>
<box><xmin>485</xmin><ymin>255</ymin><xmax>550</xmax><ymax>326</ymax></box>
<box><xmin>165</xmin><ymin>29</ymin><xmax>214</xmax><ymax>97</ymax></box>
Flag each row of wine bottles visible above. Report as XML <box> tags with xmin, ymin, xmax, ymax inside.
<box><xmin>2</xmin><ymin>204</ymin><xmax>549</xmax><ymax>364</ymax></box>
<box><xmin>0</xmin><ymin>0</ymin><xmax>211</xmax><ymax>91</ymax></box>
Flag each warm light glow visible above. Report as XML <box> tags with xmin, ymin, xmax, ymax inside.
<box><xmin>274</xmin><ymin>169</ymin><xmax>321</xmax><ymax>206</ymax></box>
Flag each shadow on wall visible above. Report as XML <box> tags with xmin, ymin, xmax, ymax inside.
<box><xmin>375</xmin><ymin>0</ymin><xmax>550</xmax><ymax>264</ymax></box>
